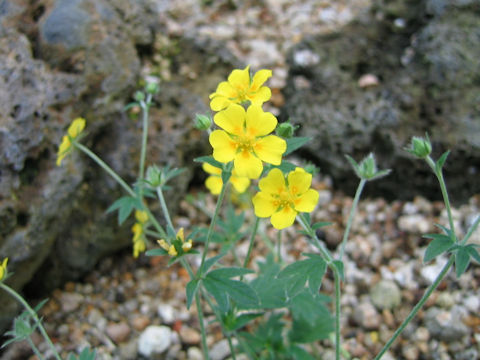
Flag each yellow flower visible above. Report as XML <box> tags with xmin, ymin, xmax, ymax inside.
<box><xmin>133</xmin><ymin>239</ymin><xmax>146</xmax><ymax>258</ymax></box>
<box><xmin>56</xmin><ymin>117</ymin><xmax>86</xmax><ymax>166</ymax></box>
<box><xmin>209</xmin><ymin>66</ymin><xmax>272</xmax><ymax>111</ymax></box>
<box><xmin>131</xmin><ymin>210</ymin><xmax>149</xmax><ymax>258</ymax></box>
<box><xmin>202</xmin><ymin>163</ymin><xmax>250</xmax><ymax>195</ymax></box>
<box><xmin>157</xmin><ymin>228</ymin><xmax>193</xmax><ymax>257</ymax></box>
<box><xmin>209</xmin><ymin>104</ymin><xmax>286</xmax><ymax>179</ymax></box>
<box><xmin>135</xmin><ymin>210</ymin><xmax>149</xmax><ymax>224</ymax></box>
<box><xmin>0</xmin><ymin>258</ymin><xmax>8</xmax><ymax>281</ymax></box>
<box><xmin>252</xmin><ymin>167</ymin><xmax>319</xmax><ymax>229</ymax></box>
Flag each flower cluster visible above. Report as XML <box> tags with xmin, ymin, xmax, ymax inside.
<box><xmin>56</xmin><ymin>117</ymin><xmax>86</xmax><ymax>166</ymax></box>
<box><xmin>204</xmin><ymin>66</ymin><xmax>319</xmax><ymax>229</ymax></box>
<box><xmin>158</xmin><ymin>228</ymin><xmax>193</xmax><ymax>257</ymax></box>
<box><xmin>0</xmin><ymin>258</ymin><xmax>8</xmax><ymax>282</ymax></box>
<box><xmin>131</xmin><ymin>210</ymin><xmax>149</xmax><ymax>258</ymax></box>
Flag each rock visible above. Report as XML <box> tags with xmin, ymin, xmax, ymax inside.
<box><xmin>210</xmin><ymin>339</ymin><xmax>232</xmax><ymax>360</ymax></box>
<box><xmin>138</xmin><ymin>325</ymin><xmax>172</xmax><ymax>357</ymax></box>
<box><xmin>158</xmin><ymin>303</ymin><xmax>176</xmax><ymax>324</ymax></box>
<box><xmin>370</xmin><ymin>280</ymin><xmax>402</xmax><ymax>310</ymax></box>
<box><xmin>187</xmin><ymin>347</ymin><xmax>204</xmax><ymax>360</ymax></box>
<box><xmin>131</xmin><ymin>315</ymin><xmax>150</xmax><ymax>331</ymax></box>
<box><xmin>179</xmin><ymin>326</ymin><xmax>201</xmax><ymax>345</ymax></box>
<box><xmin>352</xmin><ymin>301</ymin><xmax>381</xmax><ymax>330</ymax></box>
<box><xmin>282</xmin><ymin>1</ymin><xmax>480</xmax><ymax>202</ymax></box>
<box><xmin>425</xmin><ymin>306</ymin><xmax>470</xmax><ymax>342</ymax></box>
<box><xmin>106</xmin><ymin>322</ymin><xmax>131</xmax><ymax>344</ymax></box>
<box><xmin>59</xmin><ymin>292</ymin><xmax>84</xmax><ymax>312</ymax></box>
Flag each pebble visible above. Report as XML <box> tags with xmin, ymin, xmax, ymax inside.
<box><xmin>131</xmin><ymin>314</ymin><xmax>150</xmax><ymax>331</ymax></box>
<box><xmin>425</xmin><ymin>306</ymin><xmax>470</xmax><ymax>342</ymax></box>
<box><xmin>352</xmin><ymin>302</ymin><xmax>381</xmax><ymax>330</ymax></box>
<box><xmin>60</xmin><ymin>293</ymin><xmax>84</xmax><ymax>312</ymax></box>
<box><xmin>210</xmin><ymin>339</ymin><xmax>231</xmax><ymax>360</ymax></box>
<box><xmin>370</xmin><ymin>280</ymin><xmax>402</xmax><ymax>310</ymax></box>
<box><xmin>397</xmin><ymin>214</ymin><xmax>431</xmax><ymax>233</ymax></box>
<box><xmin>187</xmin><ymin>347</ymin><xmax>204</xmax><ymax>360</ymax></box>
<box><xmin>106</xmin><ymin>322</ymin><xmax>130</xmax><ymax>343</ymax></box>
<box><xmin>158</xmin><ymin>303</ymin><xmax>176</xmax><ymax>324</ymax></box>
<box><xmin>137</xmin><ymin>325</ymin><xmax>172</xmax><ymax>357</ymax></box>
<box><xmin>179</xmin><ymin>326</ymin><xmax>201</xmax><ymax>345</ymax></box>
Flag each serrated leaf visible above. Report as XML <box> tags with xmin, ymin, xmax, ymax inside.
<box><xmin>455</xmin><ymin>247</ymin><xmax>471</xmax><ymax>277</ymax></box>
<box><xmin>345</xmin><ymin>155</ymin><xmax>360</xmax><ymax>177</ymax></box>
<box><xmin>203</xmin><ymin>275</ymin><xmax>258</xmax><ymax>312</ymax></box>
<box><xmin>194</xmin><ymin>156</ymin><xmax>223</xmax><ymax>169</ymax></box>
<box><xmin>466</xmin><ymin>245</ymin><xmax>480</xmax><ymax>263</ymax></box>
<box><xmin>33</xmin><ymin>298</ymin><xmax>49</xmax><ymax>313</ymax></box>
<box><xmin>106</xmin><ymin>196</ymin><xmax>140</xmax><ymax>225</ymax></box>
<box><xmin>423</xmin><ymin>234</ymin><xmax>454</xmax><ymax>262</ymax></box>
<box><xmin>186</xmin><ymin>279</ymin><xmax>200</xmax><ymax>309</ymax></box>
<box><xmin>434</xmin><ymin>223</ymin><xmax>454</xmax><ymax>238</ymax></box>
<box><xmin>250</xmin><ymin>255</ymin><xmax>288</xmax><ymax>309</ymax></box>
<box><xmin>285</xmin><ymin>137</ymin><xmax>311</xmax><ymax>155</ymax></box>
<box><xmin>78</xmin><ymin>347</ymin><xmax>97</xmax><ymax>360</ymax></box>
<box><xmin>436</xmin><ymin>150</ymin><xmax>450</xmax><ymax>171</ymax></box>
<box><xmin>332</xmin><ymin>260</ymin><xmax>345</xmax><ymax>281</ymax></box>
<box><xmin>277</xmin><ymin>256</ymin><xmax>327</xmax><ymax>297</ymax></box>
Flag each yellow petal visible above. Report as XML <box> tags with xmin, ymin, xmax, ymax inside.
<box><xmin>230</xmin><ymin>175</ymin><xmax>250</xmax><ymax>193</ymax></box>
<box><xmin>157</xmin><ymin>239</ymin><xmax>170</xmax><ymax>251</ymax></box>
<box><xmin>258</xmin><ymin>168</ymin><xmax>286</xmax><ymax>194</ymax></box>
<box><xmin>234</xmin><ymin>150</ymin><xmax>263</xmax><ymax>179</ymax></box>
<box><xmin>210</xmin><ymin>130</ymin><xmax>237</xmax><ymax>163</ymax></box>
<box><xmin>56</xmin><ymin>136</ymin><xmax>72</xmax><ymax>166</ymax></box>
<box><xmin>288</xmin><ymin>168</ymin><xmax>312</xmax><ymax>195</ymax></box>
<box><xmin>135</xmin><ymin>210</ymin><xmax>149</xmax><ymax>224</ymax></box>
<box><xmin>245</xmin><ymin>105</ymin><xmax>277</xmax><ymax>137</ymax></box>
<box><xmin>177</xmin><ymin>228</ymin><xmax>185</xmax><ymax>242</ymax></box>
<box><xmin>182</xmin><ymin>240</ymin><xmax>193</xmax><ymax>252</ymax></box>
<box><xmin>213</xmin><ymin>81</ymin><xmax>238</xmax><ymax>99</ymax></box>
<box><xmin>205</xmin><ymin>176</ymin><xmax>223</xmax><ymax>195</ymax></box>
<box><xmin>202</xmin><ymin>162</ymin><xmax>222</xmax><ymax>176</ymax></box>
<box><xmin>250</xmin><ymin>69</ymin><xmax>272</xmax><ymax>91</ymax></box>
<box><xmin>294</xmin><ymin>189</ymin><xmax>319</xmax><ymax>213</ymax></box>
<box><xmin>210</xmin><ymin>96</ymin><xmax>231</xmax><ymax>112</ymax></box>
<box><xmin>271</xmin><ymin>206</ymin><xmax>297</xmax><ymax>229</ymax></box>
<box><xmin>252</xmin><ymin>192</ymin><xmax>277</xmax><ymax>217</ymax></box>
<box><xmin>248</xmin><ymin>86</ymin><xmax>271</xmax><ymax>106</ymax></box>
<box><xmin>228</xmin><ymin>66</ymin><xmax>250</xmax><ymax>89</ymax></box>
<box><xmin>67</xmin><ymin>117</ymin><xmax>86</xmax><ymax>138</ymax></box>
<box><xmin>131</xmin><ymin>223</ymin><xmax>143</xmax><ymax>241</ymax></box>
<box><xmin>168</xmin><ymin>245</ymin><xmax>178</xmax><ymax>257</ymax></box>
<box><xmin>133</xmin><ymin>239</ymin><xmax>146</xmax><ymax>258</ymax></box>
<box><xmin>0</xmin><ymin>258</ymin><xmax>8</xmax><ymax>281</ymax></box>
<box><xmin>214</xmin><ymin>104</ymin><xmax>245</xmax><ymax>135</ymax></box>
<box><xmin>253</xmin><ymin>135</ymin><xmax>286</xmax><ymax>165</ymax></box>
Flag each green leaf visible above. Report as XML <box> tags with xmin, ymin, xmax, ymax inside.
<box><xmin>285</xmin><ymin>137</ymin><xmax>311</xmax><ymax>155</ymax></box>
<box><xmin>435</xmin><ymin>150</ymin><xmax>450</xmax><ymax>171</ymax></box>
<box><xmin>312</xmin><ymin>221</ymin><xmax>332</xmax><ymax>230</ymax></box>
<box><xmin>463</xmin><ymin>215</ymin><xmax>480</xmax><ymax>244</ymax></box>
<box><xmin>106</xmin><ymin>196</ymin><xmax>140</xmax><ymax>225</ymax></box>
<box><xmin>332</xmin><ymin>260</ymin><xmax>345</xmax><ymax>281</ymax></box>
<box><xmin>203</xmin><ymin>254</ymin><xmax>225</xmax><ymax>273</ymax></box>
<box><xmin>123</xmin><ymin>102</ymin><xmax>139</xmax><ymax>111</ymax></box>
<box><xmin>186</xmin><ymin>279</ymin><xmax>200</xmax><ymax>309</ymax></box>
<box><xmin>204</xmin><ymin>268</ymin><xmax>258</xmax><ymax>311</ymax></box>
<box><xmin>466</xmin><ymin>245</ymin><xmax>480</xmax><ymax>263</ymax></box>
<box><xmin>455</xmin><ymin>247</ymin><xmax>471</xmax><ymax>277</ymax></box>
<box><xmin>194</xmin><ymin>156</ymin><xmax>223</xmax><ymax>169</ymax></box>
<box><xmin>423</xmin><ymin>234</ymin><xmax>455</xmax><ymax>262</ymax></box>
<box><xmin>78</xmin><ymin>347</ymin><xmax>97</xmax><ymax>360</ymax></box>
<box><xmin>289</xmin><ymin>289</ymin><xmax>330</xmax><ymax>326</ymax></box>
<box><xmin>225</xmin><ymin>312</ymin><xmax>263</xmax><ymax>332</ymax></box>
<box><xmin>277</xmin><ymin>255</ymin><xmax>327</xmax><ymax>297</ymax></box>
<box><xmin>145</xmin><ymin>248</ymin><xmax>167</xmax><ymax>257</ymax></box>
<box><xmin>290</xmin><ymin>345</ymin><xmax>316</xmax><ymax>360</ymax></box>
<box><xmin>250</xmin><ymin>255</ymin><xmax>288</xmax><ymax>309</ymax></box>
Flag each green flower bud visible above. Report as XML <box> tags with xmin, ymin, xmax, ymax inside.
<box><xmin>304</xmin><ymin>163</ymin><xmax>320</xmax><ymax>175</ymax></box>
<box><xmin>275</xmin><ymin>122</ymin><xmax>297</xmax><ymax>138</ymax></box>
<box><xmin>407</xmin><ymin>135</ymin><xmax>432</xmax><ymax>159</ymax></box>
<box><xmin>134</xmin><ymin>91</ymin><xmax>145</xmax><ymax>102</ymax></box>
<box><xmin>145</xmin><ymin>81</ymin><xmax>160</xmax><ymax>95</ymax></box>
<box><xmin>194</xmin><ymin>114</ymin><xmax>212</xmax><ymax>131</ymax></box>
<box><xmin>346</xmin><ymin>153</ymin><xmax>391</xmax><ymax>181</ymax></box>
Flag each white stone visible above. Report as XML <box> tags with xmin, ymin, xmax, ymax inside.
<box><xmin>187</xmin><ymin>347</ymin><xmax>204</xmax><ymax>360</ymax></box>
<box><xmin>157</xmin><ymin>303</ymin><xmax>176</xmax><ymax>324</ymax></box>
<box><xmin>137</xmin><ymin>325</ymin><xmax>172</xmax><ymax>357</ymax></box>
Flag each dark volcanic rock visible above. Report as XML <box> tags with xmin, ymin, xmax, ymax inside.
<box><xmin>282</xmin><ymin>0</ymin><xmax>480</xmax><ymax>202</ymax></box>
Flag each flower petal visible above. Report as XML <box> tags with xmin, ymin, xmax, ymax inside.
<box><xmin>202</xmin><ymin>162</ymin><xmax>222</xmax><ymax>176</ymax></box>
<box><xmin>288</xmin><ymin>168</ymin><xmax>312</xmax><ymax>195</ymax></box>
<box><xmin>67</xmin><ymin>117</ymin><xmax>86</xmax><ymax>138</ymax></box>
<box><xmin>245</xmin><ymin>105</ymin><xmax>277</xmax><ymax>137</ymax></box>
<box><xmin>212</xmin><ymin>81</ymin><xmax>237</xmax><ymax>99</ymax></box>
<box><xmin>248</xmin><ymin>86</ymin><xmax>271</xmax><ymax>106</ymax></box>
<box><xmin>234</xmin><ymin>150</ymin><xmax>263</xmax><ymax>179</ymax></box>
<box><xmin>230</xmin><ymin>175</ymin><xmax>250</xmax><ymax>193</ymax></box>
<box><xmin>209</xmin><ymin>130</ymin><xmax>237</xmax><ymax>163</ymax></box>
<box><xmin>214</xmin><ymin>104</ymin><xmax>245</xmax><ymax>135</ymax></box>
<box><xmin>294</xmin><ymin>189</ymin><xmax>319</xmax><ymax>213</ymax></box>
<box><xmin>271</xmin><ymin>206</ymin><xmax>297</xmax><ymax>229</ymax></box>
<box><xmin>253</xmin><ymin>192</ymin><xmax>277</xmax><ymax>217</ymax></box>
<box><xmin>250</xmin><ymin>69</ymin><xmax>272</xmax><ymax>91</ymax></box>
<box><xmin>258</xmin><ymin>168</ymin><xmax>285</xmax><ymax>194</ymax></box>
<box><xmin>210</xmin><ymin>96</ymin><xmax>231</xmax><ymax>112</ymax></box>
<box><xmin>254</xmin><ymin>135</ymin><xmax>286</xmax><ymax>165</ymax></box>
<box><xmin>205</xmin><ymin>175</ymin><xmax>223</xmax><ymax>195</ymax></box>
<box><xmin>228</xmin><ymin>66</ymin><xmax>250</xmax><ymax>89</ymax></box>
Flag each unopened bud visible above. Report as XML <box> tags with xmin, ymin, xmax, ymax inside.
<box><xmin>145</xmin><ymin>81</ymin><xmax>160</xmax><ymax>95</ymax></box>
<box><xmin>194</xmin><ymin>114</ymin><xmax>212</xmax><ymax>131</ymax></box>
<box><xmin>276</xmin><ymin>122</ymin><xmax>297</xmax><ymax>138</ymax></box>
<box><xmin>407</xmin><ymin>136</ymin><xmax>432</xmax><ymax>159</ymax></box>
<box><xmin>134</xmin><ymin>91</ymin><xmax>145</xmax><ymax>102</ymax></box>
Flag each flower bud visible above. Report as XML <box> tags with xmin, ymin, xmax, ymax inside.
<box><xmin>145</xmin><ymin>81</ymin><xmax>160</xmax><ymax>95</ymax></box>
<box><xmin>346</xmin><ymin>153</ymin><xmax>391</xmax><ymax>181</ymax></box>
<box><xmin>134</xmin><ymin>91</ymin><xmax>145</xmax><ymax>102</ymax></box>
<box><xmin>194</xmin><ymin>114</ymin><xmax>212</xmax><ymax>131</ymax></box>
<box><xmin>407</xmin><ymin>136</ymin><xmax>432</xmax><ymax>159</ymax></box>
<box><xmin>276</xmin><ymin>122</ymin><xmax>297</xmax><ymax>138</ymax></box>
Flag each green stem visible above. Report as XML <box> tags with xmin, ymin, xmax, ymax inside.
<box><xmin>297</xmin><ymin>214</ymin><xmax>334</xmax><ymax>263</ymax></box>
<box><xmin>334</xmin><ymin>272</ymin><xmax>341</xmax><ymax>360</ymax></box>
<box><xmin>373</xmin><ymin>256</ymin><xmax>454</xmax><ymax>360</ymax></box>
<box><xmin>338</xmin><ymin>178</ymin><xmax>366</xmax><ymax>260</ymax></box>
<box><xmin>195</xmin><ymin>292</ymin><xmax>210</xmax><ymax>360</ymax></box>
<box><xmin>227</xmin><ymin>335</ymin><xmax>237</xmax><ymax>360</ymax></box>
<box><xmin>138</xmin><ymin>94</ymin><xmax>152</xmax><ymax>185</ymax></box>
<box><xmin>198</xmin><ymin>182</ymin><xmax>228</xmax><ymax>276</ymax></box>
<box><xmin>156</xmin><ymin>186</ymin><xmax>175</xmax><ymax>233</ymax></box>
<box><xmin>0</xmin><ymin>283</ymin><xmax>62</xmax><ymax>360</ymax></box>
<box><xmin>243</xmin><ymin>217</ymin><xmax>260</xmax><ymax>269</ymax></box>
<box><xmin>277</xmin><ymin>229</ymin><xmax>282</xmax><ymax>263</ymax></box>
<box><xmin>27</xmin><ymin>337</ymin><xmax>45</xmax><ymax>360</ymax></box>
<box><xmin>426</xmin><ymin>157</ymin><xmax>456</xmax><ymax>238</ymax></box>
<box><xmin>74</xmin><ymin>142</ymin><xmax>136</xmax><ymax>197</ymax></box>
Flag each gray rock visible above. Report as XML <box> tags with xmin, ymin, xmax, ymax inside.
<box><xmin>282</xmin><ymin>0</ymin><xmax>480</xmax><ymax>202</ymax></box>
<box><xmin>352</xmin><ymin>301</ymin><xmax>381</xmax><ymax>330</ymax></box>
<box><xmin>138</xmin><ymin>325</ymin><xmax>172</xmax><ymax>357</ymax></box>
<box><xmin>370</xmin><ymin>280</ymin><xmax>402</xmax><ymax>310</ymax></box>
<box><xmin>425</xmin><ymin>306</ymin><xmax>470</xmax><ymax>342</ymax></box>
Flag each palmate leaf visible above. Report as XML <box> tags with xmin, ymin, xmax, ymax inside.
<box><xmin>106</xmin><ymin>196</ymin><xmax>141</xmax><ymax>225</ymax></box>
<box><xmin>277</xmin><ymin>254</ymin><xmax>327</xmax><ymax>297</ymax></box>
<box><xmin>186</xmin><ymin>279</ymin><xmax>200</xmax><ymax>309</ymax></box>
<box><xmin>250</xmin><ymin>255</ymin><xmax>288</xmax><ymax>309</ymax></box>
<box><xmin>285</xmin><ymin>137</ymin><xmax>311</xmax><ymax>156</ymax></box>
<box><xmin>194</xmin><ymin>155</ymin><xmax>223</xmax><ymax>169</ymax></box>
<box><xmin>455</xmin><ymin>247</ymin><xmax>471</xmax><ymax>278</ymax></box>
<box><xmin>423</xmin><ymin>233</ymin><xmax>455</xmax><ymax>263</ymax></box>
<box><xmin>203</xmin><ymin>267</ymin><xmax>258</xmax><ymax>312</ymax></box>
